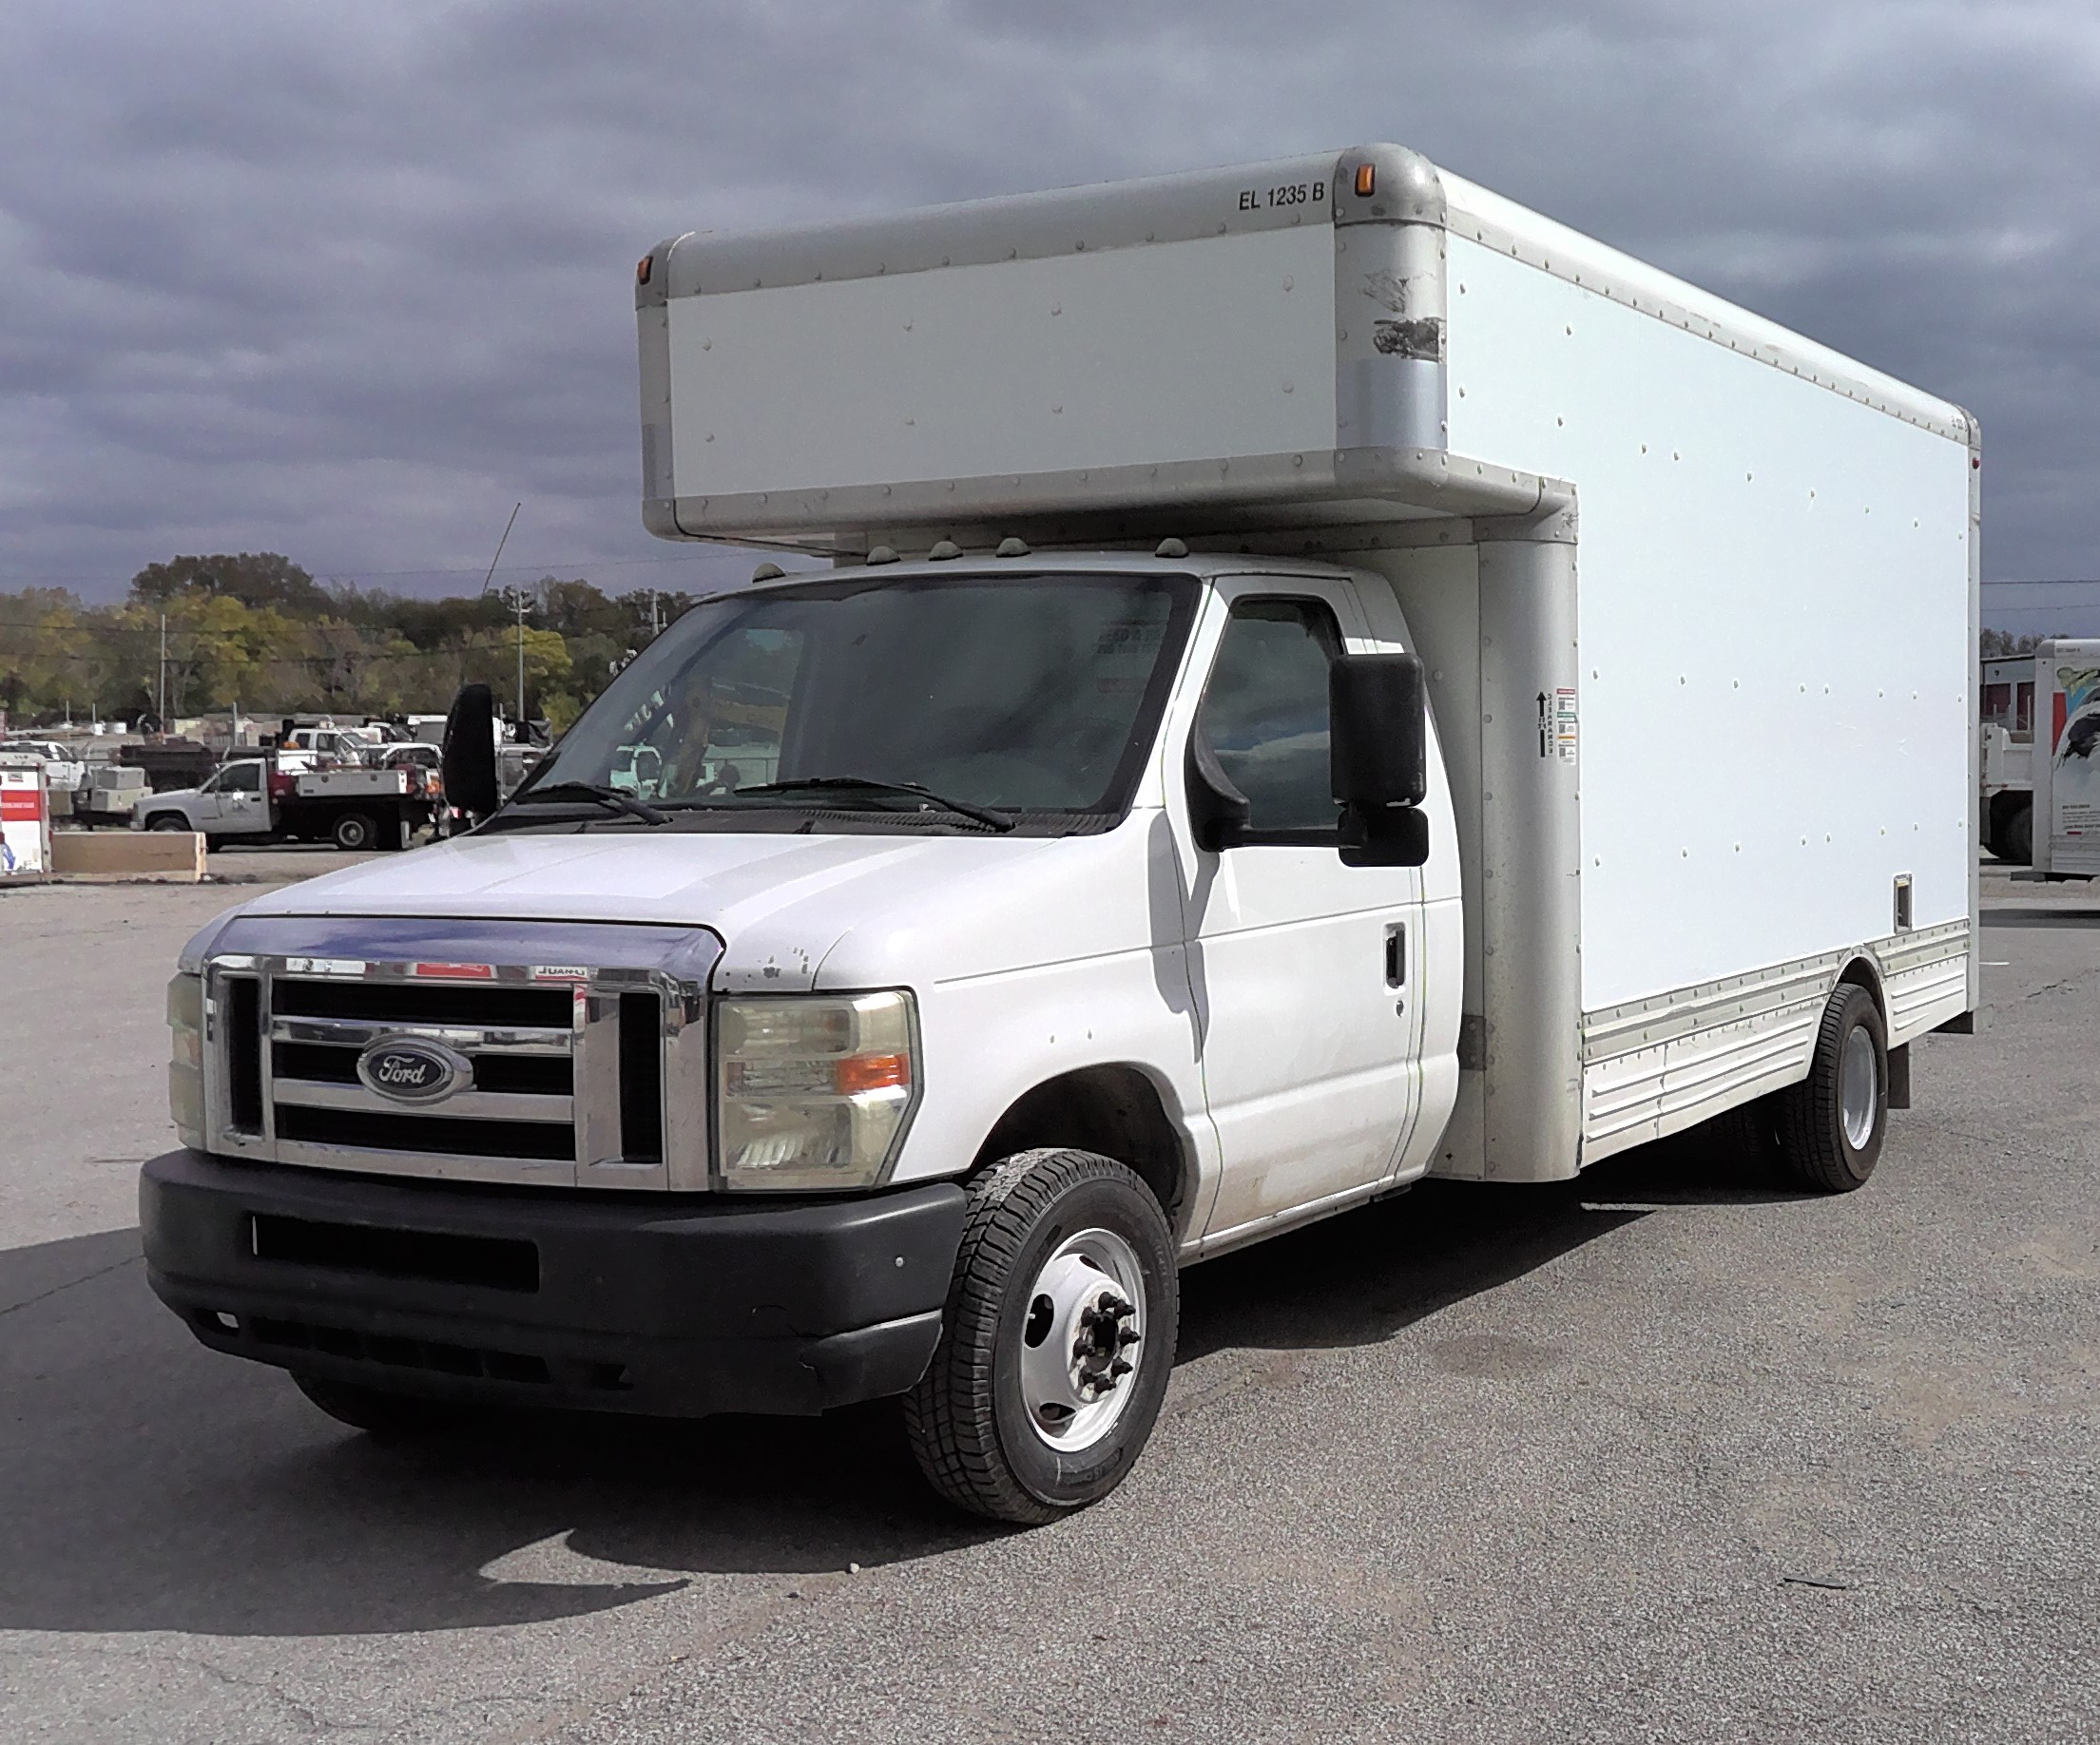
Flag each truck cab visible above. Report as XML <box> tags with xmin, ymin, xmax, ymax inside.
<box><xmin>135</xmin><ymin>757</ymin><xmax>270</xmax><ymax>838</ymax></box>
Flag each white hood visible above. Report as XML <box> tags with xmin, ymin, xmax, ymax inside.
<box><xmin>240</xmin><ymin>823</ymin><xmax>1157</xmax><ymax>992</ymax></box>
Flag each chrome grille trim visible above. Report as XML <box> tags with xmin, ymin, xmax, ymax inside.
<box><xmin>269</xmin><ymin>1015</ymin><xmax>575</xmax><ymax>1055</ymax></box>
<box><xmin>198</xmin><ymin>915</ymin><xmax>724</xmax><ymax>1191</ymax></box>
<box><xmin>271</xmin><ymin>1081</ymin><xmax>578</xmax><ymax>1123</ymax></box>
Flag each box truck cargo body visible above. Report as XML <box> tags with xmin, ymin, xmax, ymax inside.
<box><xmin>2025</xmin><ymin>640</ymin><xmax>2100</xmax><ymax>877</ymax></box>
<box><xmin>142</xmin><ymin>146</ymin><xmax>1977</xmax><ymax>1522</ymax></box>
<box><xmin>638</xmin><ymin>143</ymin><xmax>1979</xmax><ymax>1174</ymax></box>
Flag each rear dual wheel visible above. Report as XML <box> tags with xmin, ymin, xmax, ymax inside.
<box><xmin>904</xmin><ymin>1149</ymin><xmax>1178</xmax><ymax>1524</ymax></box>
<box><xmin>1727</xmin><ymin>983</ymin><xmax>1889</xmax><ymax>1193</ymax></box>
<box><xmin>331</xmin><ymin>811</ymin><xmax>376</xmax><ymax>851</ymax></box>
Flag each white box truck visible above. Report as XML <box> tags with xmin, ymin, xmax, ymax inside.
<box><xmin>1979</xmin><ymin>641</ymin><xmax>2100</xmax><ymax>876</ymax></box>
<box><xmin>142</xmin><ymin>146</ymin><xmax>1979</xmax><ymax>1523</ymax></box>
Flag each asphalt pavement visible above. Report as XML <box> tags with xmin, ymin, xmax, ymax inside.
<box><xmin>0</xmin><ymin>863</ymin><xmax>2094</xmax><ymax>1743</ymax></box>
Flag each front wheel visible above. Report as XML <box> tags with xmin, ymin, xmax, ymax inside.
<box><xmin>904</xmin><ymin>1149</ymin><xmax>1178</xmax><ymax>1524</ymax></box>
<box><xmin>1776</xmin><ymin>983</ymin><xmax>1888</xmax><ymax>1193</ymax></box>
<box><xmin>145</xmin><ymin>814</ymin><xmax>188</xmax><ymax>832</ymax></box>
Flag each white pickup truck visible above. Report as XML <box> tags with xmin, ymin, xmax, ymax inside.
<box><xmin>134</xmin><ymin>758</ymin><xmax>434</xmax><ymax>852</ymax></box>
<box><xmin>1</xmin><ymin>738</ymin><xmax>87</xmax><ymax>797</ymax></box>
<box><xmin>141</xmin><ymin>145</ymin><xmax>1978</xmax><ymax>1523</ymax></box>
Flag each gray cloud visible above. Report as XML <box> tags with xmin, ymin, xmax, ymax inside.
<box><xmin>0</xmin><ymin>0</ymin><xmax>2092</xmax><ymax>600</ymax></box>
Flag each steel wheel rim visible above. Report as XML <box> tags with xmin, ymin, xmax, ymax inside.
<box><xmin>1016</xmin><ymin>1226</ymin><xmax>1146</xmax><ymax>1453</ymax></box>
<box><xmin>1840</xmin><ymin>1024</ymin><xmax>1878</xmax><ymax>1151</ymax></box>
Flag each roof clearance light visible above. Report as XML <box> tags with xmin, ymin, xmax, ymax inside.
<box><xmin>636</xmin><ymin>255</ymin><xmax>653</xmax><ymax>286</ymax></box>
<box><xmin>1355</xmin><ymin>164</ymin><xmax>1376</xmax><ymax>199</ymax></box>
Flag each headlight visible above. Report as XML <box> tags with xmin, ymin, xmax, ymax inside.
<box><xmin>167</xmin><ymin>971</ymin><xmax>206</xmax><ymax>1148</ymax></box>
<box><xmin>716</xmin><ymin>990</ymin><xmax>919</xmax><ymax>1191</ymax></box>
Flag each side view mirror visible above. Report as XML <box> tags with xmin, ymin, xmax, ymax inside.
<box><xmin>1185</xmin><ymin>732</ymin><xmax>1251</xmax><ymax>853</ymax></box>
<box><xmin>1331</xmin><ymin>653</ymin><xmax>1431</xmax><ymax>868</ymax></box>
<box><xmin>440</xmin><ymin>683</ymin><xmax>501</xmax><ymax>822</ymax></box>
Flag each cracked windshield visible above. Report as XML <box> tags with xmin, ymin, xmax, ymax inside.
<box><xmin>529</xmin><ymin>571</ymin><xmax>1196</xmax><ymax>821</ymax></box>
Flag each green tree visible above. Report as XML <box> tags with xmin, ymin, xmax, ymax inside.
<box><xmin>130</xmin><ymin>552</ymin><xmax>330</xmax><ymax>616</ymax></box>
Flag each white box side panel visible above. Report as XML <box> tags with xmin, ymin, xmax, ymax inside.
<box><xmin>1436</xmin><ymin>171</ymin><xmax>1966</xmax><ymax>436</ymax></box>
<box><xmin>1445</xmin><ymin>236</ymin><xmax>1973</xmax><ymax>1010</ymax></box>
<box><xmin>666</xmin><ymin>227</ymin><xmax>1338</xmax><ymax>500</ymax></box>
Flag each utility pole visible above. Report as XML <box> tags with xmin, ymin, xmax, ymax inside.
<box><xmin>496</xmin><ymin>583</ymin><xmax>533</xmax><ymax>737</ymax></box>
<box><xmin>515</xmin><ymin>586</ymin><xmax>528</xmax><ymax>732</ymax></box>
<box><xmin>478</xmin><ymin>502</ymin><xmax>526</xmax><ymax>739</ymax></box>
<box><xmin>158</xmin><ymin>612</ymin><xmax>167</xmax><ymax>732</ymax></box>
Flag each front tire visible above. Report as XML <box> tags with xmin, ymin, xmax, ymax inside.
<box><xmin>145</xmin><ymin>814</ymin><xmax>188</xmax><ymax>832</ymax></box>
<box><xmin>1776</xmin><ymin>983</ymin><xmax>1888</xmax><ymax>1193</ymax></box>
<box><xmin>904</xmin><ymin>1149</ymin><xmax>1178</xmax><ymax>1524</ymax></box>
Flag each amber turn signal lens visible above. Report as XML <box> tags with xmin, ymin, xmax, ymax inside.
<box><xmin>636</xmin><ymin>254</ymin><xmax>653</xmax><ymax>286</ymax></box>
<box><xmin>1354</xmin><ymin>163</ymin><xmax>1376</xmax><ymax>198</ymax></box>
<box><xmin>835</xmin><ymin>1052</ymin><xmax>912</xmax><ymax>1095</ymax></box>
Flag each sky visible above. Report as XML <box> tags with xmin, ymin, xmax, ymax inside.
<box><xmin>0</xmin><ymin>0</ymin><xmax>2094</xmax><ymax>605</ymax></box>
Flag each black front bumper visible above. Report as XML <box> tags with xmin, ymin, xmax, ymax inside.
<box><xmin>141</xmin><ymin>1149</ymin><xmax>966</xmax><ymax>1418</ymax></box>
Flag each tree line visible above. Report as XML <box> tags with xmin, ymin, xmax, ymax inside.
<box><xmin>0</xmin><ymin>553</ymin><xmax>699</xmax><ymax>734</ymax></box>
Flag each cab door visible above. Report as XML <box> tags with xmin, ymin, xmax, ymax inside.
<box><xmin>188</xmin><ymin>769</ymin><xmax>229</xmax><ymax>832</ymax></box>
<box><xmin>1177</xmin><ymin>576</ymin><xmax>1425</xmax><ymax>1246</ymax></box>
<box><xmin>214</xmin><ymin>760</ymin><xmax>269</xmax><ymax>835</ymax></box>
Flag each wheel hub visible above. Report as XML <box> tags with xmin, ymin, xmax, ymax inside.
<box><xmin>1018</xmin><ymin>1231</ymin><xmax>1145</xmax><ymax>1452</ymax></box>
<box><xmin>1840</xmin><ymin>1023</ymin><xmax>1878</xmax><ymax>1150</ymax></box>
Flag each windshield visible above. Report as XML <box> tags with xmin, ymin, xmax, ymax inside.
<box><xmin>520</xmin><ymin>570</ymin><xmax>1197</xmax><ymax>827</ymax></box>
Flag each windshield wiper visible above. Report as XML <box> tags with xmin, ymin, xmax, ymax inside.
<box><xmin>732</xmin><ymin>777</ymin><xmax>1015</xmax><ymax>832</ymax></box>
<box><xmin>505</xmin><ymin>780</ymin><xmax>669</xmax><ymax>826</ymax></box>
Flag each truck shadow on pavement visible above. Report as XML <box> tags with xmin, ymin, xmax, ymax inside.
<box><xmin>0</xmin><ymin>1131</ymin><xmax>1789</xmax><ymax>1640</ymax></box>
<box><xmin>1177</xmin><ymin>1127</ymin><xmax>1791</xmax><ymax>1363</ymax></box>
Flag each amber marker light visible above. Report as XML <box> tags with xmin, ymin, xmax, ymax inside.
<box><xmin>1354</xmin><ymin>163</ymin><xmax>1376</xmax><ymax>198</ymax></box>
<box><xmin>636</xmin><ymin>254</ymin><xmax>653</xmax><ymax>286</ymax></box>
<box><xmin>836</xmin><ymin>1052</ymin><xmax>913</xmax><ymax>1096</ymax></box>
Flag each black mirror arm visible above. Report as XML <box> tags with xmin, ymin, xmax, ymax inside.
<box><xmin>1185</xmin><ymin>733</ymin><xmax>1252</xmax><ymax>853</ymax></box>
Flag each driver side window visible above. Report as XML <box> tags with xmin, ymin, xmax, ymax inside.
<box><xmin>1195</xmin><ymin>598</ymin><xmax>1342</xmax><ymax>837</ymax></box>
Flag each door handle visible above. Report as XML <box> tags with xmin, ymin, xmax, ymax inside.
<box><xmin>1384</xmin><ymin>923</ymin><xmax>1406</xmax><ymax>988</ymax></box>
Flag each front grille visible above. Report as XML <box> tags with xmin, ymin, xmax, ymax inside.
<box><xmin>273</xmin><ymin>978</ymin><xmax>573</xmax><ymax>1027</ymax></box>
<box><xmin>201</xmin><ymin>918</ymin><xmax>716</xmax><ymax>1190</ymax></box>
<box><xmin>275</xmin><ymin>1103</ymin><xmax>578</xmax><ymax>1160</ymax></box>
<box><xmin>266</xmin><ymin>973</ymin><xmax>581</xmax><ymax>1169</ymax></box>
<box><xmin>224</xmin><ymin>976</ymin><xmax>264</xmax><ymax>1131</ymax></box>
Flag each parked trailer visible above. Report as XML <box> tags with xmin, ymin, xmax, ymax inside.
<box><xmin>133</xmin><ymin>758</ymin><xmax>433</xmax><ymax>851</ymax></box>
<box><xmin>141</xmin><ymin>145</ymin><xmax>1976</xmax><ymax>1522</ymax></box>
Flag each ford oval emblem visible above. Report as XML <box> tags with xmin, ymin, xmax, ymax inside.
<box><xmin>356</xmin><ymin>1036</ymin><xmax>469</xmax><ymax>1104</ymax></box>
